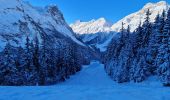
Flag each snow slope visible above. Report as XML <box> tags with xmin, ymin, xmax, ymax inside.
<box><xmin>0</xmin><ymin>61</ymin><xmax>170</xmax><ymax>100</ymax></box>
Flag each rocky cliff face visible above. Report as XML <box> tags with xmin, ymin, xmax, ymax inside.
<box><xmin>0</xmin><ymin>0</ymin><xmax>84</xmax><ymax>50</ymax></box>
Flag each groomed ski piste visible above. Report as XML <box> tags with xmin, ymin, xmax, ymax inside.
<box><xmin>0</xmin><ymin>61</ymin><xmax>170</xmax><ymax>100</ymax></box>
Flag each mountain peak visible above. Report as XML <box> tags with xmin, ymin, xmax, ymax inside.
<box><xmin>0</xmin><ymin>0</ymin><xmax>84</xmax><ymax>47</ymax></box>
<box><xmin>70</xmin><ymin>17</ymin><xmax>112</xmax><ymax>34</ymax></box>
<box><xmin>157</xmin><ymin>1</ymin><xmax>167</xmax><ymax>5</ymax></box>
<box><xmin>96</xmin><ymin>17</ymin><xmax>106</xmax><ymax>22</ymax></box>
<box><xmin>111</xmin><ymin>1</ymin><xmax>169</xmax><ymax>32</ymax></box>
<box><xmin>143</xmin><ymin>2</ymin><xmax>153</xmax><ymax>9</ymax></box>
<box><xmin>143</xmin><ymin>1</ymin><xmax>168</xmax><ymax>9</ymax></box>
<box><xmin>95</xmin><ymin>17</ymin><xmax>112</xmax><ymax>26</ymax></box>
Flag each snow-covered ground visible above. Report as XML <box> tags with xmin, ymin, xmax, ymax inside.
<box><xmin>0</xmin><ymin>61</ymin><xmax>170</xmax><ymax>100</ymax></box>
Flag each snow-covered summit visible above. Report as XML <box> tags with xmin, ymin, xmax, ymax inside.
<box><xmin>0</xmin><ymin>0</ymin><xmax>84</xmax><ymax>47</ymax></box>
<box><xmin>143</xmin><ymin>1</ymin><xmax>167</xmax><ymax>9</ymax></box>
<box><xmin>70</xmin><ymin>17</ymin><xmax>113</xmax><ymax>34</ymax></box>
<box><xmin>111</xmin><ymin>1</ymin><xmax>169</xmax><ymax>32</ymax></box>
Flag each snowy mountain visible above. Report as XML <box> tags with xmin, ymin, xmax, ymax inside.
<box><xmin>70</xmin><ymin>1</ymin><xmax>169</xmax><ymax>51</ymax></box>
<box><xmin>0</xmin><ymin>0</ymin><xmax>84</xmax><ymax>49</ymax></box>
<box><xmin>70</xmin><ymin>18</ymin><xmax>116</xmax><ymax>51</ymax></box>
<box><xmin>0</xmin><ymin>0</ymin><xmax>99</xmax><ymax>86</ymax></box>
<box><xmin>111</xmin><ymin>1</ymin><xmax>169</xmax><ymax>32</ymax></box>
<box><xmin>0</xmin><ymin>0</ymin><xmax>99</xmax><ymax>66</ymax></box>
<box><xmin>70</xmin><ymin>18</ymin><xmax>113</xmax><ymax>34</ymax></box>
<box><xmin>0</xmin><ymin>0</ymin><xmax>97</xmax><ymax>65</ymax></box>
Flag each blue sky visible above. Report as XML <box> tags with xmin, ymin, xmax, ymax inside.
<box><xmin>24</xmin><ymin>0</ymin><xmax>170</xmax><ymax>24</ymax></box>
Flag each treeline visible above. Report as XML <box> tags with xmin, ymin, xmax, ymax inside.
<box><xmin>0</xmin><ymin>35</ymin><xmax>82</xmax><ymax>86</ymax></box>
<box><xmin>104</xmin><ymin>9</ymin><xmax>170</xmax><ymax>86</ymax></box>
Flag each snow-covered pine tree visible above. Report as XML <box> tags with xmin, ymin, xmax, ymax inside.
<box><xmin>131</xmin><ymin>9</ymin><xmax>153</xmax><ymax>82</ymax></box>
<box><xmin>14</xmin><ymin>46</ymin><xmax>25</xmax><ymax>85</ymax></box>
<box><xmin>158</xmin><ymin>10</ymin><xmax>166</xmax><ymax>37</ymax></box>
<box><xmin>139</xmin><ymin>9</ymin><xmax>152</xmax><ymax>81</ymax></box>
<box><xmin>157</xmin><ymin>8</ymin><xmax>170</xmax><ymax>86</ymax></box>
<box><xmin>27</xmin><ymin>41</ymin><xmax>38</xmax><ymax>85</ymax></box>
<box><xmin>22</xmin><ymin>36</ymin><xmax>35</xmax><ymax>85</ymax></box>
<box><xmin>106</xmin><ymin>22</ymin><xmax>130</xmax><ymax>83</ymax></box>
<box><xmin>68</xmin><ymin>43</ymin><xmax>79</xmax><ymax>75</ymax></box>
<box><xmin>113</xmin><ymin>22</ymin><xmax>126</xmax><ymax>81</ymax></box>
<box><xmin>39</xmin><ymin>34</ymin><xmax>48</xmax><ymax>85</ymax></box>
<box><xmin>25</xmin><ymin>36</ymin><xmax>31</xmax><ymax>71</ymax></box>
<box><xmin>46</xmin><ymin>49</ymin><xmax>57</xmax><ymax>84</ymax></box>
<box><xmin>124</xmin><ymin>25</ymin><xmax>132</xmax><ymax>80</ymax></box>
<box><xmin>130</xmin><ymin>22</ymin><xmax>143</xmax><ymax>81</ymax></box>
<box><xmin>133</xmin><ymin>22</ymin><xmax>143</xmax><ymax>52</ymax></box>
<box><xmin>104</xmin><ymin>37</ymin><xmax>116</xmax><ymax>63</ymax></box>
<box><xmin>1</xmin><ymin>42</ymin><xmax>18</xmax><ymax>85</ymax></box>
<box><xmin>114</xmin><ymin>22</ymin><xmax>126</xmax><ymax>59</ymax></box>
<box><xmin>133</xmin><ymin>56</ymin><xmax>148</xmax><ymax>82</ymax></box>
<box><xmin>156</xmin><ymin>10</ymin><xmax>167</xmax><ymax>77</ymax></box>
<box><xmin>0</xmin><ymin>54</ymin><xmax>4</xmax><ymax>84</ymax></box>
<box><xmin>55</xmin><ymin>43</ymin><xmax>67</xmax><ymax>82</ymax></box>
<box><xmin>104</xmin><ymin>37</ymin><xmax>117</xmax><ymax>76</ymax></box>
<box><xmin>33</xmin><ymin>35</ymin><xmax>40</xmax><ymax>85</ymax></box>
<box><xmin>143</xmin><ymin>9</ymin><xmax>152</xmax><ymax>46</ymax></box>
<box><xmin>15</xmin><ymin>46</ymin><xmax>23</xmax><ymax>71</ymax></box>
<box><xmin>146</xmin><ymin>14</ymin><xmax>160</xmax><ymax>75</ymax></box>
<box><xmin>116</xmin><ymin>25</ymin><xmax>132</xmax><ymax>83</ymax></box>
<box><xmin>63</xmin><ymin>44</ymin><xmax>72</xmax><ymax>79</ymax></box>
<box><xmin>73</xmin><ymin>43</ymin><xmax>82</xmax><ymax>72</ymax></box>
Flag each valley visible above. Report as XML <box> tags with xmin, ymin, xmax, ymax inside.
<box><xmin>0</xmin><ymin>0</ymin><xmax>169</xmax><ymax>100</ymax></box>
<box><xmin>0</xmin><ymin>61</ymin><xmax>169</xmax><ymax>100</ymax></box>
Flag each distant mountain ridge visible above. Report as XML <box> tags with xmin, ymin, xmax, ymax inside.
<box><xmin>70</xmin><ymin>1</ymin><xmax>169</xmax><ymax>52</ymax></box>
<box><xmin>70</xmin><ymin>18</ymin><xmax>113</xmax><ymax>34</ymax></box>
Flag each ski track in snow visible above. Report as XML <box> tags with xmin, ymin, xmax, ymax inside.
<box><xmin>0</xmin><ymin>61</ymin><xmax>170</xmax><ymax>100</ymax></box>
